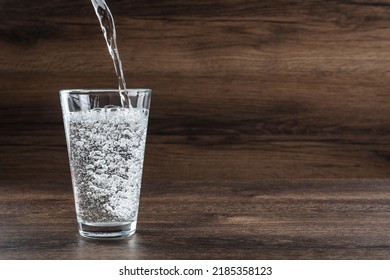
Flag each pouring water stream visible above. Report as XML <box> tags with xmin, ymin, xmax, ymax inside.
<box><xmin>90</xmin><ymin>0</ymin><xmax>129</xmax><ymax>107</ymax></box>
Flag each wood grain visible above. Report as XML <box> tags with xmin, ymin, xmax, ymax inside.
<box><xmin>1</xmin><ymin>179</ymin><xmax>390</xmax><ymax>259</ymax></box>
<box><xmin>1</xmin><ymin>0</ymin><xmax>390</xmax><ymax>180</ymax></box>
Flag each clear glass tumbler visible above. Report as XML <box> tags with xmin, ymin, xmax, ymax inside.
<box><xmin>60</xmin><ymin>89</ymin><xmax>151</xmax><ymax>238</ymax></box>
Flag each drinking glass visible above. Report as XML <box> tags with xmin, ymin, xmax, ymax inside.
<box><xmin>60</xmin><ymin>89</ymin><xmax>151</xmax><ymax>238</ymax></box>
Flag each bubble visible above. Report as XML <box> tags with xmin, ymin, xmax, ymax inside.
<box><xmin>68</xmin><ymin>108</ymin><xmax>148</xmax><ymax>223</ymax></box>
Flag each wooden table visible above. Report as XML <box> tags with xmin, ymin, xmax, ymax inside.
<box><xmin>1</xmin><ymin>179</ymin><xmax>390</xmax><ymax>259</ymax></box>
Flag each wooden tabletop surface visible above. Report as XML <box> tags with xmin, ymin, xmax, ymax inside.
<box><xmin>1</xmin><ymin>179</ymin><xmax>390</xmax><ymax>260</ymax></box>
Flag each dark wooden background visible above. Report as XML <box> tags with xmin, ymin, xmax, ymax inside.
<box><xmin>1</xmin><ymin>0</ymin><xmax>390</xmax><ymax>181</ymax></box>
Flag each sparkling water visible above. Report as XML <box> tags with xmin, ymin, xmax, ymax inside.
<box><xmin>90</xmin><ymin>0</ymin><xmax>129</xmax><ymax>107</ymax></box>
<box><xmin>67</xmin><ymin>107</ymin><xmax>149</xmax><ymax>224</ymax></box>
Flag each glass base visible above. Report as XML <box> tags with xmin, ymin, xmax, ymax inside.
<box><xmin>78</xmin><ymin>221</ymin><xmax>137</xmax><ymax>239</ymax></box>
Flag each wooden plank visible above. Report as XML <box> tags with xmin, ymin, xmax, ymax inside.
<box><xmin>1</xmin><ymin>73</ymin><xmax>389</xmax><ymax>134</ymax></box>
<box><xmin>1</xmin><ymin>136</ymin><xmax>390</xmax><ymax>180</ymax></box>
<box><xmin>1</xmin><ymin>179</ymin><xmax>390</xmax><ymax>259</ymax></box>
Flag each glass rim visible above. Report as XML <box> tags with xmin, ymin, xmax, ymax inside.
<box><xmin>59</xmin><ymin>88</ymin><xmax>152</xmax><ymax>96</ymax></box>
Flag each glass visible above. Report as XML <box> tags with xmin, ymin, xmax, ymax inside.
<box><xmin>60</xmin><ymin>89</ymin><xmax>151</xmax><ymax>239</ymax></box>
